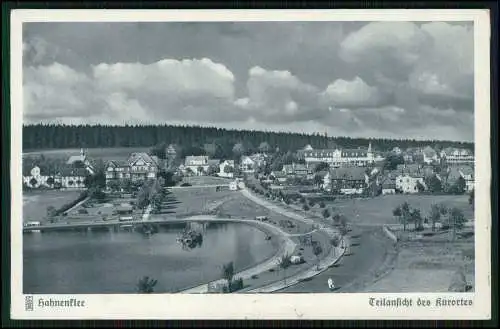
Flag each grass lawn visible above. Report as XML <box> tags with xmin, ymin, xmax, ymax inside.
<box><xmin>168</xmin><ymin>188</ymin><xmax>235</xmax><ymax>216</ymax></box>
<box><xmin>181</xmin><ymin>175</ymin><xmax>233</xmax><ymax>186</ymax></box>
<box><xmin>23</xmin><ymin>190</ymin><xmax>82</xmax><ymax>223</ymax></box>
<box><xmin>315</xmin><ymin>194</ymin><xmax>474</xmax><ymax>226</ymax></box>
<box><xmin>23</xmin><ymin>147</ymin><xmax>149</xmax><ymax>162</ymax></box>
<box><xmin>364</xmin><ymin>238</ymin><xmax>474</xmax><ymax>293</ymax></box>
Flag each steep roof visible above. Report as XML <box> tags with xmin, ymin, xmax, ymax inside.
<box><xmin>381</xmin><ymin>177</ymin><xmax>396</xmax><ymax>189</ymax></box>
<box><xmin>67</xmin><ymin>155</ymin><xmax>86</xmax><ymax>165</ymax></box>
<box><xmin>329</xmin><ymin>167</ymin><xmax>367</xmax><ymax>180</ymax></box>
<box><xmin>107</xmin><ymin>160</ymin><xmax>129</xmax><ymax>167</ymax></box>
<box><xmin>396</xmin><ymin>164</ymin><xmax>422</xmax><ymax>175</ymax></box>
<box><xmin>128</xmin><ymin>152</ymin><xmax>157</xmax><ymax>166</ymax></box>
<box><xmin>447</xmin><ymin>167</ymin><xmax>462</xmax><ymax>181</ymax></box>
<box><xmin>459</xmin><ymin>165</ymin><xmax>474</xmax><ymax>177</ymax></box>
<box><xmin>207</xmin><ymin>159</ymin><xmax>221</xmax><ymax>166</ymax></box>
<box><xmin>422</xmin><ymin>146</ymin><xmax>437</xmax><ymax>157</ymax></box>
<box><xmin>293</xmin><ymin>164</ymin><xmax>308</xmax><ymax>171</ymax></box>
<box><xmin>58</xmin><ymin>166</ymin><xmax>88</xmax><ymax>177</ymax></box>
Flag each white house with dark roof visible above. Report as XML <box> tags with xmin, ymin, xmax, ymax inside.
<box><xmin>218</xmin><ymin>160</ymin><xmax>235</xmax><ymax>178</ymax></box>
<box><xmin>23</xmin><ymin>164</ymin><xmax>54</xmax><ymax>188</ymax></box>
<box><xmin>422</xmin><ymin>146</ymin><xmax>439</xmax><ymax>165</ymax></box>
<box><xmin>184</xmin><ymin>155</ymin><xmax>209</xmax><ymax>175</ymax></box>
<box><xmin>58</xmin><ymin>167</ymin><xmax>88</xmax><ymax>189</ymax></box>
<box><xmin>282</xmin><ymin>163</ymin><xmax>309</xmax><ymax>177</ymax></box>
<box><xmin>66</xmin><ymin>148</ymin><xmax>95</xmax><ymax>175</ymax></box>
<box><xmin>381</xmin><ymin>177</ymin><xmax>397</xmax><ymax>195</ymax></box>
<box><xmin>105</xmin><ymin>152</ymin><xmax>159</xmax><ymax>186</ymax></box>
<box><xmin>240</xmin><ymin>155</ymin><xmax>256</xmax><ymax>173</ymax></box>
<box><xmin>440</xmin><ymin>147</ymin><xmax>474</xmax><ymax>166</ymax></box>
<box><xmin>328</xmin><ymin>167</ymin><xmax>369</xmax><ymax>194</ymax></box>
<box><xmin>395</xmin><ymin>173</ymin><xmax>426</xmax><ymax>194</ymax></box>
<box><xmin>458</xmin><ymin>165</ymin><xmax>474</xmax><ymax>192</ymax></box>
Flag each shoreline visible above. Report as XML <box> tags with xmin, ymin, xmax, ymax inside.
<box><xmin>177</xmin><ymin>216</ymin><xmax>297</xmax><ymax>293</ymax></box>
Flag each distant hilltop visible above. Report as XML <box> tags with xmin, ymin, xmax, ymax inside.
<box><xmin>22</xmin><ymin>123</ymin><xmax>474</xmax><ymax>155</ymax></box>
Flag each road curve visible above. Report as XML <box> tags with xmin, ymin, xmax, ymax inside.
<box><xmin>238</xmin><ymin>189</ymin><xmax>347</xmax><ymax>293</ymax></box>
<box><xmin>178</xmin><ymin>215</ymin><xmax>297</xmax><ymax>293</ymax></box>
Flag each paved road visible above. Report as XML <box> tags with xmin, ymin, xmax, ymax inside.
<box><xmin>279</xmin><ymin>225</ymin><xmax>392</xmax><ymax>293</ymax></box>
<box><xmin>238</xmin><ymin>189</ymin><xmax>348</xmax><ymax>293</ymax></box>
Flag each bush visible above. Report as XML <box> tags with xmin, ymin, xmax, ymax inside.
<box><xmin>55</xmin><ymin>191</ymin><xmax>89</xmax><ymax>216</ymax></box>
<box><xmin>448</xmin><ymin>269</ymin><xmax>468</xmax><ymax>292</ymax></box>
<box><xmin>319</xmin><ymin>201</ymin><xmax>326</xmax><ymax>208</ymax></box>
<box><xmin>230</xmin><ymin>278</ymin><xmax>244</xmax><ymax>292</ymax></box>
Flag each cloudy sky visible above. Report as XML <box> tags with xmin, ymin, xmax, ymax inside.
<box><xmin>23</xmin><ymin>21</ymin><xmax>474</xmax><ymax>141</ymax></box>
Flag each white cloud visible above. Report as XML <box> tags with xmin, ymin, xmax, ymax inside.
<box><xmin>322</xmin><ymin>76</ymin><xmax>381</xmax><ymax>108</ymax></box>
<box><xmin>339</xmin><ymin>22</ymin><xmax>428</xmax><ymax>66</ymax></box>
<box><xmin>92</xmin><ymin>58</ymin><xmax>235</xmax><ymax>100</ymax></box>
<box><xmin>240</xmin><ymin>66</ymin><xmax>321</xmax><ymax>121</ymax></box>
<box><xmin>23</xmin><ymin>62</ymin><xmax>96</xmax><ymax>120</ymax></box>
<box><xmin>340</xmin><ymin>21</ymin><xmax>474</xmax><ymax>106</ymax></box>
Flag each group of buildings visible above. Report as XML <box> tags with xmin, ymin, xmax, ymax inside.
<box><xmin>263</xmin><ymin>143</ymin><xmax>474</xmax><ymax>195</ymax></box>
<box><xmin>23</xmin><ymin>149</ymin><xmax>94</xmax><ymax>189</ymax></box>
<box><xmin>23</xmin><ymin>142</ymin><xmax>474</xmax><ymax>196</ymax></box>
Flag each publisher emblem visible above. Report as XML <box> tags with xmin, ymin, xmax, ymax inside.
<box><xmin>25</xmin><ymin>295</ymin><xmax>34</xmax><ymax>311</ymax></box>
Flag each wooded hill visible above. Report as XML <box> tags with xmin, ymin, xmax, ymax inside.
<box><xmin>23</xmin><ymin>124</ymin><xmax>474</xmax><ymax>157</ymax></box>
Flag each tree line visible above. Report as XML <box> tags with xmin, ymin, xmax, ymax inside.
<box><xmin>23</xmin><ymin>124</ymin><xmax>473</xmax><ymax>155</ymax></box>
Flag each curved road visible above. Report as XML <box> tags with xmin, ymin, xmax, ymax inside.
<box><xmin>279</xmin><ymin>225</ymin><xmax>394</xmax><ymax>293</ymax></box>
<box><xmin>240</xmin><ymin>187</ymin><xmax>396</xmax><ymax>293</ymax></box>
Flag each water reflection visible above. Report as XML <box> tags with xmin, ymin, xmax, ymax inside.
<box><xmin>23</xmin><ymin>222</ymin><xmax>276</xmax><ymax>294</ymax></box>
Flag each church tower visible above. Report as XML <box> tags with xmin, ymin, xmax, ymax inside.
<box><xmin>367</xmin><ymin>142</ymin><xmax>373</xmax><ymax>163</ymax></box>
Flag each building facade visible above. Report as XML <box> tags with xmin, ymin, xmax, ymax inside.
<box><xmin>328</xmin><ymin>167</ymin><xmax>369</xmax><ymax>194</ymax></box>
<box><xmin>106</xmin><ymin>153</ymin><xmax>159</xmax><ymax>185</ymax></box>
<box><xmin>395</xmin><ymin>174</ymin><xmax>426</xmax><ymax>194</ymax></box>
<box><xmin>218</xmin><ymin>160</ymin><xmax>235</xmax><ymax>178</ymax></box>
<box><xmin>440</xmin><ymin>148</ymin><xmax>474</xmax><ymax>166</ymax></box>
<box><xmin>300</xmin><ymin>143</ymin><xmax>383</xmax><ymax>168</ymax></box>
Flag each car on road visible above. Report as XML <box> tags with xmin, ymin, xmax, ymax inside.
<box><xmin>255</xmin><ymin>215</ymin><xmax>268</xmax><ymax>222</ymax></box>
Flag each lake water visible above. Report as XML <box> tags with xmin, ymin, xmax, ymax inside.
<box><xmin>23</xmin><ymin>222</ymin><xmax>277</xmax><ymax>294</ymax></box>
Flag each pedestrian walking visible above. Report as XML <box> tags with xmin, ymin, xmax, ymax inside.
<box><xmin>328</xmin><ymin>277</ymin><xmax>335</xmax><ymax>291</ymax></box>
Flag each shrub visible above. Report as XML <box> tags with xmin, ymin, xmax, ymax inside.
<box><xmin>319</xmin><ymin>201</ymin><xmax>326</xmax><ymax>208</ymax></box>
<box><xmin>448</xmin><ymin>269</ymin><xmax>468</xmax><ymax>292</ymax></box>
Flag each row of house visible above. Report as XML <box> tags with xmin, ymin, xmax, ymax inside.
<box><xmin>23</xmin><ymin>149</ymin><xmax>94</xmax><ymax>189</ymax></box>
<box><xmin>392</xmin><ymin>145</ymin><xmax>474</xmax><ymax>166</ymax></box>
<box><xmin>179</xmin><ymin>156</ymin><xmax>236</xmax><ymax>178</ymax></box>
<box><xmin>266</xmin><ymin>162</ymin><xmax>474</xmax><ymax>196</ymax></box>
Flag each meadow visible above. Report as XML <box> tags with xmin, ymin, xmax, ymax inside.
<box><xmin>23</xmin><ymin>147</ymin><xmax>149</xmax><ymax>162</ymax></box>
<box><xmin>23</xmin><ymin>190</ymin><xmax>82</xmax><ymax>223</ymax></box>
<box><xmin>317</xmin><ymin>194</ymin><xmax>474</xmax><ymax>226</ymax></box>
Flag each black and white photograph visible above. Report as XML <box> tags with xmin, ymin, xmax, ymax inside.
<box><xmin>10</xmin><ymin>9</ymin><xmax>492</xmax><ymax>320</ymax></box>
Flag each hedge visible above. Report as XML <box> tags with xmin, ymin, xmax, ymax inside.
<box><xmin>55</xmin><ymin>191</ymin><xmax>89</xmax><ymax>215</ymax></box>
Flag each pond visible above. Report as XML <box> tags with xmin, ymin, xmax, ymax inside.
<box><xmin>23</xmin><ymin>222</ymin><xmax>278</xmax><ymax>294</ymax></box>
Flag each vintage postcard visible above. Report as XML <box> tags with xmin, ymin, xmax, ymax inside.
<box><xmin>10</xmin><ymin>9</ymin><xmax>491</xmax><ymax>320</ymax></box>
